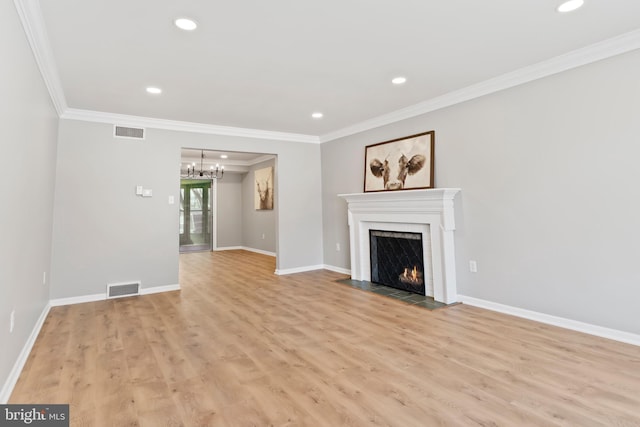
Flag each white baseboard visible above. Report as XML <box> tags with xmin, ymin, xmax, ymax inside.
<box><xmin>215</xmin><ymin>246</ymin><xmax>276</xmax><ymax>257</ymax></box>
<box><xmin>140</xmin><ymin>284</ymin><xmax>181</xmax><ymax>295</ymax></box>
<box><xmin>50</xmin><ymin>293</ymin><xmax>105</xmax><ymax>307</ymax></box>
<box><xmin>214</xmin><ymin>246</ymin><xmax>243</xmax><ymax>251</ymax></box>
<box><xmin>275</xmin><ymin>264</ymin><xmax>324</xmax><ymax>275</ymax></box>
<box><xmin>275</xmin><ymin>264</ymin><xmax>351</xmax><ymax>276</ymax></box>
<box><xmin>50</xmin><ymin>284</ymin><xmax>181</xmax><ymax>306</ymax></box>
<box><xmin>322</xmin><ymin>264</ymin><xmax>351</xmax><ymax>275</ymax></box>
<box><xmin>1</xmin><ymin>303</ymin><xmax>51</xmax><ymax>404</ymax></box>
<box><xmin>241</xmin><ymin>247</ymin><xmax>276</xmax><ymax>257</ymax></box>
<box><xmin>458</xmin><ymin>295</ymin><xmax>640</xmax><ymax>347</ymax></box>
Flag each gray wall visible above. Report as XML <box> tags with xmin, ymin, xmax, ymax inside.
<box><xmin>51</xmin><ymin>121</ymin><xmax>323</xmax><ymax>298</ymax></box>
<box><xmin>51</xmin><ymin>120</ymin><xmax>179</xmax><ymax>298</ymax></box>
<box><xmin>215</xmin><ymin>172</ymin><xmax>243</xmax><ymax>248</ymax></box>
<box><xmin>0</xmin><ymin>1</ymin><xmax>59</xmax><ymax>400</ymax></box>
<box><xmin>242</xmin><ymin>158</ymin><xmax>277</xmax><ymax>253</ymax></box>
<box><xmin>321</xmin><ymin>49</ymin><xmax>640</xmax><ymax>335</ymax></box>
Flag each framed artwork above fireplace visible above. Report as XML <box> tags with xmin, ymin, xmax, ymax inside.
<box><xmin>364</xmin><ymin>131</ymin><xmax>434</xmax><ymax>192</ymax></box>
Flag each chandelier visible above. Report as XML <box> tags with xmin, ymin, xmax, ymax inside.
<box><xmin>182</xmin><ymin>150</ymin><xmax>224</xmax><ymax>180</ymax></box>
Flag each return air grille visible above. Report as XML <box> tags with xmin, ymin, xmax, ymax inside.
<box><xmin>114</xmin><ymin>125</ymin><xmax>145</xmax><ymax>139</ymax></box>
<box><xmin>107</xmin><ymin>281</ymin><xmax>141</xmax><ymax>298</ymax></box>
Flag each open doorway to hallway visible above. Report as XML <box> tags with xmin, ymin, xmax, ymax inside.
<box><xmin>179</xmin><ymin>148</ymin><xmax>277</xmax><ymax>258</ymax></box>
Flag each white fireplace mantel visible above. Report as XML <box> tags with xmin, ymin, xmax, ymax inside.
<box><xmin>338</xmin><ymin>188</ymin><xmax>461</xmax><ymax>304</ymax></box>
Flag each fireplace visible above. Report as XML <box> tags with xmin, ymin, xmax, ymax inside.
<box><xmin>339</xmin><ymin>188</ymin><xmax>461</xmax><ymax>304</ymax></box>
<box><xmin>370</xmin><ymin>230</ymin><xmax>425</xmax><ymax>294</ymax></box>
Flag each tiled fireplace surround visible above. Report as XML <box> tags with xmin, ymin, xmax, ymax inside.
<box><xmin>339</xmin><ymin>189</ymin><xmax>461</xmax><ymax>304</ymax></box>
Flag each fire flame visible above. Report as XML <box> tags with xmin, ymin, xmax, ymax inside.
<box><xmin>402</xmin><ymin>266</ymin><xmax>420</xmax><ymax>283</ymax></box>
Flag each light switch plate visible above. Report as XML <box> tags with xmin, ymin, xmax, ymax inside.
<box><xmin>135</xmin><ymin>185</ymin><xmax>143</xmax><ymax>195</ymax></box>
<box><xmin>142</xmin><ymin>189</ymin><xmax>153</xmax><ymax>197</ymax></box>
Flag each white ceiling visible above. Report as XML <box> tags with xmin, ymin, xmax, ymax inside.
<box><xmin>29</xmin><ymin>0</ymin><xmax>640</xmax><ymax>139</ymax></box>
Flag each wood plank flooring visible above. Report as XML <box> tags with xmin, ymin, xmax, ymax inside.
<box><xmin>10</xmin><ymin>250</ymin><xmax>640</xmax><ymax>426</ymax></box>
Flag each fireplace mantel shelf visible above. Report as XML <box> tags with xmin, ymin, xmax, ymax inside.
<box><xmin>338</xmin><ymin>188</ymin><xmax>461</xmax><ymax>304</ymax></box>
<box><xmin>338</xmin><ymin>188</ymin><xmax>460</xmax><ymax>203</ymax></box>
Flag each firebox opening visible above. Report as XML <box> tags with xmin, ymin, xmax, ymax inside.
<box><xmin>370</xmin><ymin>230</ymin><xmax>425</xmax><ymax>295</ymax></box>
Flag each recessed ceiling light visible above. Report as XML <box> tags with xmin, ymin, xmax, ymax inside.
<box><xmin>312</xmin><ymin>112</ymin><xmax>323</xmax><ymax>119</ymax></box>
<box><xmin>220</xmin><ymin>155</ymin><xmax>228</xmax><ymax>159</ymax></box>
<box><xmin>392</xmin><ymin>76</ymin><xmax>407</xmax><ymax>85</ymax></box>
<box><xmin>557</xmin><ymin>0</ymin><xmax>584</xmax><ymax>13</ymax></box>
<box><xmin>175</xmin><ymin>18</ymin><xmax>198</xmax><ymax>31</ymax></box>
<box><xmin>146</xmin><ymin>87</ymin><xmax>162</xmax><ymax>94</ymax></box>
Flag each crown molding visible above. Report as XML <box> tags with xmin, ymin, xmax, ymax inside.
<box><xmin>61</xmin><ymin>108</ymin><xmax>320</xmax><ymax>144</ymax></box>
<box><xmin>16</xmin><ymin>0</ymin><xmax>640</xmax><ymax>145</ymax></box>
<box><xmin>14</xmin><ymin>0</ymin><xmax>67</xmax><ymax>116</ymax></box>
<box><xmin>319</xmin><ymin>29</ymin><xmax>640</xmax><ymax>143</ymax></box>
<box><xmin>15</xmin><ymin>0</ymin><xmax>316</xmax><ymax>144</ymax></box>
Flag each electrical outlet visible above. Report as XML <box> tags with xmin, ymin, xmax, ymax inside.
<box><xmin>10</xmin><ymin>310</ymin><xmax>15</xmax><ymax>333</ymax></box>
<box><xmin>469</xmin><ymin>260</ymin><xmax>478</xmax><ymax>273</ymax></box>
<box><xmin>43</xmin><ymin>271</ymin><xmax>47</xmax><ymax>285</ymax></box>
<box><xmin>168</xmin><ymin>195</ymin><xmax>175</xmax><ymax>205</ymax></box>
<box><xmin>336</xmin><ymin>243</ymin><xmax>341</xmax><ymax>252</ymax></box>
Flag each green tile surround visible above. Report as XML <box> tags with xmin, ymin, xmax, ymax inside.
<box><xmin>336</xmin><ymin>279</ymin><xmax>454</xmax><ymax>310</ymax></box>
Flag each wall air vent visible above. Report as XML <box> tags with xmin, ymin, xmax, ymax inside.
<box><xmin>107</xmin><ymin>281</ymin><xmax>141</xmax><ymax>299</ymax></box>
<box><xmin>114</xmin><ymin>125</ymin><xmax>145</xmax><ymax>140</ymax></box>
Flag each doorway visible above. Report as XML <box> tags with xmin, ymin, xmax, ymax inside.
<box><xmin>179</xmin><ymin>148</ymin><xmax>278</xmax><ymax>260</ymax></box>
<box><xmin>179</xmin><ymin>179</ymin><xmax>213</xmax><ymax>252</ymax></box>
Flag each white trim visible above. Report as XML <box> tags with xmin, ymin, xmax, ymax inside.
<box><xmin>13</xmin><ymin>0</ymin><xmax>67</xmax><ymax>115</ymax></box>
<box><xmin>242</xmin><ymin>247</ymin><xmax>276</xmax><ymax>257</ymax></box>
<box><xmin>1</xmin><ymin>303</ymin><xmax>51</xmax><ymax>404</ymax></box>
<box><xmin>319</xmin><ymin>29</ymin><xmax>640</xmax><ymax>143</ymax></box>
<box><xmin>339</xmin><ymin>189</ymin><xmax>461</xmax><ymax>304</ymax></box>
<box><xmin>18</xmin><ymin>0</ymin><xmax>639</xmax><ymax>145</ymax></box>
<box><xmin>49</xmin><ymin>293</ymin><xmax>105</xmax><ymax>307</ymax></box>
<box><xmin>275</xmin><ymin>265</ymin><xmax>324</xmax><ymax>275</ymax></box>
<box><xmin>458</xmin><ymin>295</ymin><xmax>640</xmax><ymax>347</ymax></box>
<box><xmin>322</xmin><ymin>264</ymin><xmax>351</xmax><ymax>275</ymax></box>
<box><xmin>215</xmin><ymin>246</ymin><xmax>277</xmax><ymax>257</ymax></box>
<box><xmin>50</xmin><ymin>284</ymin><xmax>180</xmax><ymax>306</ymax></box>
<box><xmin>61</xmin><ymin>108</ymin><xmax>320</xmax><ymax>144</ymax></box>
<box><xmin>140</xmin><ymin>284</ymin><xmax>181</xmax><ymax>295</ymax></box>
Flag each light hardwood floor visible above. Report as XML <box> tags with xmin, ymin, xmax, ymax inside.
<box><xmin>10</xmin><ymin>250</ymin><xmax>640</xmax><ymax>426</ymax></box>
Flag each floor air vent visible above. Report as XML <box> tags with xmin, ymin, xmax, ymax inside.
<box><xmin>114</xmin><ymin>125</ymin><xmax>145</xmax><ymax>140</ymax></box>
<box><xmin>107</xmin><ymin>281</ymin><xmax>141</xmax><ymax>298</ymax></box>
